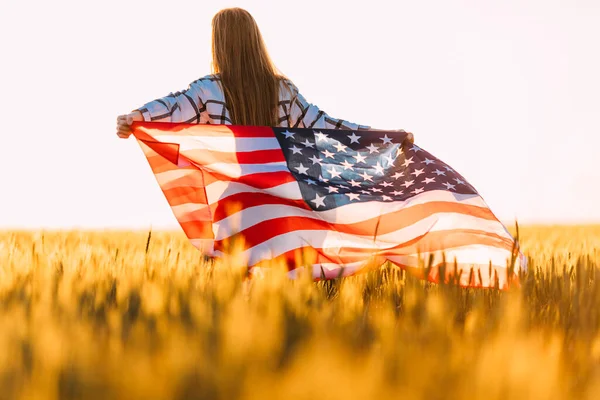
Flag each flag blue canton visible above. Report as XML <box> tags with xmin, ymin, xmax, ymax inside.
<box><xmin>273</xmin><ymin>128</ymin><xmax>478</xmax><ymax>212</ymax></box>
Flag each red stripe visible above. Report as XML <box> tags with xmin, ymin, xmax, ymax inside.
<box><xmin>215</xmin><ymin>202</ymin><xmax>503</xmax><ymax>251</ymax></box>
<box><xmin>133</xmin><ymin>122</ymin><xmax>276</xmax><ymax>138</ymax></box>
<box><xmin>211</xmin><ymin>192</ymin><xmax>311</xmax><ymax>222</ymax></box>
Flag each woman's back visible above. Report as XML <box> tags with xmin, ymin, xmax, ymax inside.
<box><xmin>135</xmin><ymin>74</ymin><xmax>370</xmax><ymax>131</ymax></box>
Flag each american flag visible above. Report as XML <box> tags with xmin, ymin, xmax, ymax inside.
<box><xmin>132</xmin><ymin>122</ymin><xmax>525</xmax><ymax>289</ymax></box>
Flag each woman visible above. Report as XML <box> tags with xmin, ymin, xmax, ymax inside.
<box><xmin>116</xmin><ymin>7</ymin><xmax>413</xmax><ymax>142</ymax></box>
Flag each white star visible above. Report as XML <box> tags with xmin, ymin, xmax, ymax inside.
<box><xmin>402</xmin><ymin>180</ymin><xmax>415</xmax><ymax>188</ymax></box>
<box><xmin>443</xmin><ymin>182</ymin><xmax>456</xmax><ymax>190</ymax></box>
<box><xmin>382</xmin><ymin>195</ymin><xmax>393</xmax><ymax>201</ymax></box>
<box><xmin>384</xmin><ymin>154</ymin><xmax>395</xmax><ymax>166</ymax></box>
<box><xmin>311</xmin><ymin>194</ymin><xmax>326</xmax><ymax>208</ymax></box>
<box><xmin>380</xmin><ymin>181</ymin><xmax>393</xmax><ymax>187</ymax></box>
<box><xmin>282</xmin><ymin>130</ymin><xmax>295</xmax><ymax>139</ymax></box>
<box><xmin>333</xmin><ymin>141</ymin><xmax>348</xmax><ymax>153</ymax></box>
<box><xmin>360</xmin><ymin>190</ymin><xmax>370</xmax><ymax>195</ymax></box>
<box><xmin>290</xmin><ymin>145</ymin><xmax>302</xmax><ymax>155</ymax></box>
<box><xmin>396</xmin><ymin>147</ymin><xmax>404</xmax><ymax>156</ymax></box>
<box><xmin>392</xmin><ymin>171</ymin><xmax>405</xmax><ymax>180</ymax></box>
<box><xmin>423</xmin><ymin>158</ymin><xmax>435</xmax><ymax>165</ymax></box>
<box><xmin>373</xmin><ymin>162</ymin><xmax>385</xmax><ymax>175</ymax></box>
<box><xmin>433</xmin><ymin>169</ymin><xmax>446</xmax><ymax>176</ymax></box>
<box><xmin>381</xmin><ymin>134</ymin><xmax>393</xmax><ymax>145</ymax></box>
<box><xmin>359</xmin><ymin>171</ymin><xmax>373</xmax><ymax>182</ymax></box>
<box><xmin>371</xmin><ymin>188</ymin><xmax>383</xmax><ymax>193</ymax></box>
<box><xmin>411</xmin><ymin>145</ymin><xmax>422</xmax><ymax>153</ymax></box>
<box><xmin>411</xmin><ymin>187</ymin><xmax>425</xmax><ymax>195</ymax></box>
<box><xmin>340</xmin><ymin>159</ymin><xmax>354</xmax><ymax>170</ymax></box>
<box><xmin>314</xmin><ymin>131</ymin><xmax>329</xmax><ymax>141</ymax></box>
<box><xmin>422</xmin><ymin>177</ymin><xmax>436</xmax><ymax>184</ymax></box>
<box><xmin>327</xmin><ymin>167</ymin><xmax>342</xmax><ymax>179</ymax></box>
<box><xmin>295</xmin><ymin>163</ymin><xmax>308</xmax><ymax>175</ymax></box>
<box><xmin>444</xmin><ymin>165</ymin><xmax>454</xmax><ymax>172</ymax></box>
<box><xmin>402</xmin><ymin>157</ymin><xmax>414</xmax><ymax>167</ymax></box>
<box><xmin>353</xmin><ymin>152</ymin><xmax>367</xmax><ymax>164</ymax></box>
<box><xmin>318</xmin><ymin>175</ymin><xmax>329</xmax><ymax>183</ymax></box>
<box><xmin>301</xmin><ymin>139</ymin><xmax>315</xmax><ymax>148</ymax></box>
<box><xmin>326</xmin><ymin>186</ymin><xmax>339</xmax><ymax>193</ymax></box>
<box><xmin>348</xmin><ymin>179</ymin><xmax>361</xmax><ymax>187</ymax></box>
<box><xmin>309</xmin><ymin>155</ymin><xmax>323</xmax><ymax>165</ymax></box>
<box><xmin>321</xmin><ymin>149</ymin><xmax>335</xmax><ymax>159</ymax></box>
<box><xmin>305</xmin><ymin>178</ymin><xmax>316</xmax><ymax>185</ymax></box>
<box><xmin>366</xmin><ymin>143</ymin><xmax>379</xmax><ymax>154</ymax></box>
<box><xmin>454</xmin><ymin>177</ymin><xmax>465</xmax><ymax>185</ymax></box>
<box><xmin>346</xmin><ymin>193</ymin><xmax>360</xmax><ymax>201</ymax></box>
<box><xmin>391</xmin><ymin>190</ymin><xmax>404</xmax><ymax>196</ymax></box>
<box><xmin>347</xmin><ymin>132</ymin><xmax>361</xmax><ymax>143</ymax></box>
<box><xmin>411</xmin><ymin>168</ymin><xmax>425</xmax><ymax>177</ymax></box>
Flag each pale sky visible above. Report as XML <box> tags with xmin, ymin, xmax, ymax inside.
<box><xmin>1</xmin><ymin>0</ymin><xmax>599</xmax><ymax>229</ymax></box>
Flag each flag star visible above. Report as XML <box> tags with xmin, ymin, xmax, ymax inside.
<box><xmin>359</xmin><ymin>171</ymin><xmax>374</xmax><ymax>182</ymax></box>
<box><xmin>340</xmin><ymin>159</ymin><xmax>354</xmax><ymax>170</ymax></box>
<box><xmin>384</xmin><ymin>154</ymin><xmax>395</xmax><ymax>166</ymax></box>
<box><xmin>396</xmin><ymin>147</ymin><xmax>404</xmax><ymax>156</ymax></box>
<box><xmin>380</xmin><ymin>181</ymin><xmax>393</xmax><ymax>187</ymax></box>
<box><xmin>347</xmin><ymin>132</ymin><xmax>361</xmax><ymax>143</ymax></box>
<box><xmin>454</xmin><ymin>177</ymin><xmax>465</xmax><ymax>185</ymax></box>
<box><xmin>444</xmin><ymin>165</ymin><xmax>454</xmax><ymax>172</ymax></box>
<box><xmin>295</xmin><ymin>163</ymin><xmax>309</xmax><ymax>175</ymax></box>
<box><xmin>391</xmin><ymin>190</ymin><xmax>404</xmax><ymax>196</ymax></box>
<box><xmin>282</xmin><ymin>130</ymin><xmax>295</xmax><ymax>139</ymax></box>
<box><xmin>309</xmin><ymin>155</ymin><xmax>323</xmax><ymax>165</ymax></box>
<box><xmin>371</xmin><ymin>188</ymin><xmax>383</xmax><ymax>193</ymax></box>
<box><xmin>327</xmin><ymin>167</ymin><xmax>342</xmax><ymax>179</ymax></box>
<box><xmin>373</xmin><ymin>162</ymin><xmax>385</xmax><ymax>175</ymax></box>
<box><xmin>443</xmin><ymin>182</ymin><xmax>456</xmax><ymax>190</ymax></box>
<box><xmin>411</xmin><ymin>187</ymin><xmax>425</xmax><ymax>195</ymax></box>
<box><xmin>305</xmin><ymin>178</ymin><xmax>316</xmax><ymax>185</ymax></box>
<box><xmin>422</xmin><ymin>177</ymin><xmax>436</xmax><ymax>184</ymax></box>
<box><xmin>382</xmin><ymin>195</ymin><xmax>393</xmax><ymax>201</ymax></box>
<box><xmin>402</xmin><ymin>180</ymin><xmax>415</xmax><ymax>188</ymax></box>
<box><xmin>311</xmin><ymin>194</ymin><xmax>326</xmax><ymax>208</ymax></box>
<box><xmin>326</xmin><ymin>186</ymin><xmax>339</xmax><ymax>193</ymax></box>
<box><xmin>360</xmin><ymin>190</ymin><xmax>371</xmax><ymax>195</ymax></box>
<box><xmin>380</xmin><ymin>134</ymin><xmax>393</xmax><ymax>145</ymax></box>
<box><xmin>411</xmin><ymin>145</ymin><xmax>422</xmax><ymax>153</ymax></box>
<box><xmin>346</xmin><ymin>193</ymin><xmax>360</xmax><ymax>201</ymax></box>
<box><xmin>314</xmin><ymin>131</ymin><xmax>329</xmax><ymax>141</ymax></box>
<box><xmin>366</xmin><ymin>143</ymin><xmax>379</xmax><ymax>154</ymax></box>
<box><xmin>353</xmin><ymin>152</ymin><xmax>367</xmax><ymax>164</ymax></box>
<box><xmin>411</xmin><ymin>168</ymin><xmax>425</xmax><ymax>177</ymax></box>
<box><xmin>402</xmin><ymin>157</ymin><xmax>414</xmax><ymax>167</ymax></box>
<box><xmin>392</xmin><ymin>171</ymin><xmax>405</xmax><ymax>179</ymax></box>
<box><xmin>433</xmin><ymin>169</ymin><xmax>446</xmax><ymax>176</ymax></box>
<box><xmin>318</xmin><ymin>175</ymin><xmax>329</xmax><ymax>183</ymax></box>
<box><xmin>423</xmin><ymin>158</ymin><xmax>435</xmax><ymax>165</ymax></box>
<box><xmin>333</xmin><ymin>141</ymin><xmax>348</xmax><ymax>153</ymax></box>
<box><xmin>348</xmin><ymin>179</ymin><xmax>361</xmax><ymax>187</ymax></box>
<box><xmin>301</xmin><ymin>139</ymin><xmax>315</xmax><ymax>148</ymax></box>
<box><xmin>290</xmin><ymin>145</ymin><xmax>302</xmax><ymax>155</ymax></box>
<box><xmin>321</xmin><ymin>149</ymin><xmax>335</xmax><ymax>159</ymax></box>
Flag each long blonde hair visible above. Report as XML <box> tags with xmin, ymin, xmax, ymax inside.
<box><xmin>211</xmin><ymin>8</ymin><xmax>282</xmax><ymax>126</ymax></box>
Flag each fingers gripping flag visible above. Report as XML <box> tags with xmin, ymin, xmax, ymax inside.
<box><xmin>131</xmin><ymin>122</ymin><xmax>526</xmax><ymax>289</ymax></box>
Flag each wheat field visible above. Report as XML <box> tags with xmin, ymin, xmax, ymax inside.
<box><xmin>0</xmin><ymin>225</ymin><xmax>599</xmax><ymax>399</ymax></box>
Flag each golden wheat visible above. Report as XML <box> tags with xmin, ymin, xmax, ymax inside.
<box><xmin>0</xmin><ymin>226</ymin><xmax>599</xmax><ymax>399</ymax></box>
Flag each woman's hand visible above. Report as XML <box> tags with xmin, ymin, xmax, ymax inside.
<box><xmin>116</xmin><ymin>111</ymin><xmax>143</xmax><ymax>139</ymax></box>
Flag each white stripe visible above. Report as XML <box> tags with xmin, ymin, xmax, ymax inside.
<box><xmin>149</xmin><ymin>135</ymin><xmax>280</xmax><ymax>152</ymax></box>
<box><xmin>213</xmin><ymin>210</ymin><xmax>510</xmax><ymax>265</ymax></box>
<box><xmin>211</xmin><ymin>193</ymin><xmax>505</xmax><ymax>241</ymax></box>
<box><xmin>385</xmin><ymin>245</ymin><xmax>515</xmax><ymax>268</ymax></box>
<box><xmin>171</xmin><ymin>203</ymin><xmax>210</xmax><ymax>223</ymax></box>
<box><xmin>155</xmin><ymin>162</ymin><xmax>290</xmax><ymax>187</ymax></box>
<box><xmin>205</xmin><ymin>181</ymin><xmax>303</xmax><ymax>204</ymax></box>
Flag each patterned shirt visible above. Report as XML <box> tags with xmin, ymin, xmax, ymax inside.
<box><xmin>136</xmin><ymin>74</ymin><xmax>371</xmax><ymax>130</ymax></box>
